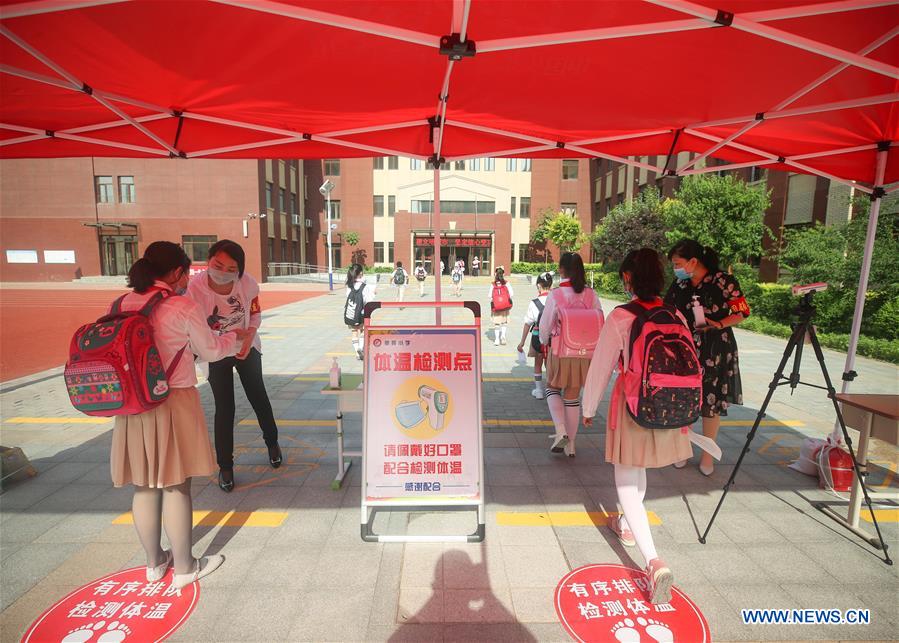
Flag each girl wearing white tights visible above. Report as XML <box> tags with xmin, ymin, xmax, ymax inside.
<box><xmin>538</xmin><ymin>252</ymin><xmax>604</xmax><ymax>457</ymax></box>
<box><xmin>582</xmin><ymin>248</ymin><xmax>693</xmax><ymax>604</ymax></box>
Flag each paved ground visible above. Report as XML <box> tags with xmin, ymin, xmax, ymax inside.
<box><xmin>1</xmin><ymin>276</ymin><xmax>897</xmax><ymax>642</ymax></box>
<box><xmin>0</xmin><ymin>283</ymin><xmax>326</xmax><ymax>382</ymax></box>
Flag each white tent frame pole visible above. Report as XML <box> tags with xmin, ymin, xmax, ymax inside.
<box><xmin>210</xmin><ymin>0</ymin><xmax>437</xmax><ymax>48</ymax></box>
<box><xmin>743</xmin><ymin>0</ymin><xmax>898</xmax><ymax>21</ymax></box>
<box><xmin>63</xmin><ymin>113</ymin><xmax>171</xmax><ymax>134</ymax></box>
<box><xmin>433</xmin><ymin>167</ymin><xmax>443</xmax><ymax>325</ymax></box>
<box><xmin>788</xmin><ymin>143</ymin><xmax>884</xmax><ymax>161</ymax></box>
<box><xmin>566</xmin><ymin>144</ymin><xmax>664</xmax><ymax>173</ymax></box>
<box><xmin>0</xmin><ymin>0</ymin><xmax>129</xmax><ymax>19</ymax></box>
<box><xmin>571</xmin><ymin>129</ymin><xmax>672</xmax><ymax>146</ymax></box>
<box><xmin>448</xmin><ymin>144</ymin><xmax>557</xmax><ymax>162</ymax></box>
<box><xmin>885</xmin><ymin>184</ymin><xmax>899</xmax><ymax>194</ymax></box>
<box><xmin>681</xmin><ymin>159</ymin><xmax>777</xmax><ymax>176</ymax></box>
<box><xmin>0</xmin><ymin>134</ymin><xmax>45</xmax><ymax>147</ymax></box>
<box><xmin>679</xmin><ymin>27</ymin><xmax>897</xmax><ymax>173</ymax></box>
<box><xmin>831</xmin><ymin>146</ymin><xmax>889</xmax><ymax>441</ymax></box>
<box><xmin>646</xmin><ymin>0</ymin><xmax>899</xmax><ymax>79</ymax></box>
<box><xmin>0</xmin><ymin>26</ymin><xmax>178</xmax><ymax>154</ymax></box>
<box><xmin>785</xmin><ymin>159</ymin><xmax>874</xmax><ymax>193</ymax></box>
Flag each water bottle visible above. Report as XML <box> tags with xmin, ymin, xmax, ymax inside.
<box><xmin>329</xmin><ymin>357</ymin><xmax>341</xmax><ymax>389</ymax></box>
<box><xmin>691</xmin><ymin>295</ymin><xmax>706</xmax><ymax>328</ymax></box>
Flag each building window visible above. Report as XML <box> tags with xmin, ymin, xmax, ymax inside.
<box><xmin>520</xmin><ymin>197</ymin><xmax>531</xmax><ymax>218</ymax></box>
<box><xmin>388</xmin><ymin>195</ymin><xmax>396</xmax><ymax>217</ymax></box>
<box><xmin>505</xmin><ymin>158</ymin><xmax>516</xmax><ymax>172</ymax></box>
<box><xmin>561</xmin><ymin>202</ymin><xmax>577</xmax><ymax>216</ymax></box>
<box><xmin>374</xmin><ymin>195</ymin><xmax>384</xmax><ymax>217</ymax></box>
<box><xmin>411</xmin><ymin>200</ymin><xmax>495</xmax><ymax>214</ymax></box>
<box><xmin>510</xmin><ymin>196</ymin><xmax>517</xmax><ymax>217</ymax></box>
<box><xmin>454</xmin><ymin>160</ymin><xmax>465</xmax><ymax>170</ymax></box>
<box><xmin>373</xmin><ymin>157</ymin><xmax>384</xmax><ymax>170</ymax></box>
<box><xmin>118</xmin><ymin>176</ymin><xmax>135</xmax><ymax>203</ymax></box>
<box><xmin>519</xmin><ymin>243</ymin><xmax>530</xmax><ymax>262</ymax></box>
<box><xmin>749</xmin><ymin>166</ymin><xmax>768</xmax><ymax>183</ymax></box>
<box><xmin>388</xmin><ymin>241</ymin><xmax>395</xmax><ymax>263</ymax></box>
<box><xmin>411</xmin><ymin>158</ymin><xmax>424</xmax><ymax>170</ymax></box>
<box><xmin>268</xmin><ymin>238</ymin><xmax>275</xmax><ymax>262</ymax></box>
<box><xmin>95</xmin><ymin>176</ymin><xmax>113</xmax><ymax>203</ymax></box>
<box><xmin>265</xmin><ymin>182</ymin><xmax>273</xmax><ymax>209</ymax></box>
<box><xmin>281</xmin><ymin>239</ymin><xmax>287</xmax><ymax>260</ymax></box>
<box><xmin>519</xmin><ymin>159</ymin><xmax>532</xmax><ymax>172</ymax></box>
<box><xmin>388</xmin><ymin>156</ymin><xmax>399</xmax><ymax>170</ymax></box>
<box><xmin>485</xmin><ymin>158</ymin><xmax>495</xmax><ymax>171</ymax></box>
<box><xmin>182</xmin><ymin>235</ymin><xmax>217</xmax><ymax>263</ymax></box>
<box><xmin>374</xmin><ymin>242</ymin><xmax>385</xmax><ymax>264</ymax></box>
<box><xmin>511</xmin><ymin>244</ymin><xmax>517</xmax><ymax>262</ymax></box>
<box><xmin>324</xmin><ymin>159</ymin><xmax>340</xmax><ymax>176</ymax></box>
<box><xmin>279</xmin><ymin>187</ymin><xmax>286</xmax><ymax>212</ymax></box>
<box><xmin>562</xmin><ymin>160</ymin><xmax>579</xmax><ymax>180</ymax></box>
<box><xmin>469</xmin><ymin>158</ymin><xmax>480</xmax><ymax>171</ymax></box>
<box><xmin>326</xmin><ymin>200</ymin><xmax>341</xmax><ymax>220</ymax></box>
<box><xmin>291</xmin><ymin>191</ymin><xmax>298</xmax><ymax>214</ymax></box>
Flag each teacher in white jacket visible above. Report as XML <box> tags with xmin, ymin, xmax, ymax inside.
<box><xmin>187</xmin><ymin>240</ymin><xmax>281</xmax><ymax>493</ymax></box>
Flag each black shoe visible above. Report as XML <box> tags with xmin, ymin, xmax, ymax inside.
<box><xmin>268</xmin><ymin>443</ymin><xmax>283</xmax><ymax>469</ymax></box>
<box><xmin>218</xmin><ymin>468</ymin><xmax>234</xmax><ymax>493</ymax></box>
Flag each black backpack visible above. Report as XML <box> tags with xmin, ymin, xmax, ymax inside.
<box><xmin>344</xmin><ymin>286</ymin><xmax>365</xmax><ymax>326</ymax></box>
<box><xmin>394</xmin><ymin>270</ymin><xmax>407</xmax><ymax>285</ymax></box>
<box><xmin>530</xmin><ymin>298</ymin><xmax>545</xmax><ymax>352</ymax></box>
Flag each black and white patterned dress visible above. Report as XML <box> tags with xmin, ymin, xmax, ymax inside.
<box><xmin>664</xmin><ymin>271</ymin><xmax>749</xmax><ymax>417</ymax></box>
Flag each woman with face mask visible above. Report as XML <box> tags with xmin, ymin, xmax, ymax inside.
<box><xmin>113</xmin><ymin>241</ymin><xmax>247</xmax><ymax>589</ymax></box>
<box><xmin>186</xmin><ymin>240</ymin><xmax>281</xmax><ymax>492</ymax></box>
<box><xmin>664</xmin><ymin>239</ymin><xmax>750</xmax><ymax>476</ymax></box>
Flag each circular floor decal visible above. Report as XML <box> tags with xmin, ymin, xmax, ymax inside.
<box><xmin>21</xmin><ymin>566</ymin><xmax>198</xmax><ymax>643</ymax></box>
<box><xmin>554</xmin><ymin>563</ymin><xmax>711</xmax><ymax>642</ymax></box>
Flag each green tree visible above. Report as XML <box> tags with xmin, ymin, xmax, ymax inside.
<box><xmin>343</xmin><ymin>231</ymin><xmax>359</xmax><ymax>247</ymax></box>
<box><xmin>591</xmin><ymin>186</ymin><xmax>668</xmax><ymax>264</ymax></box>
<box><xmin>664</xmin><ymin>173</ymin><xmax>771</xmax><ymax>267</ymax></box>
<box><xmin>342</xmin><ymin>231</ymin><xmax>366</xmax><ymax>265</ymax></box>
<box><xmin>531</xmin><ymin>209</ymin><xmax>587</xmax><ymax>254</ymax></box>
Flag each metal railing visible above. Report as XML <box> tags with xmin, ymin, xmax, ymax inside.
<box><xmin>267</xmin><ymin>262</ymin><xmax>334</xmax><ymax>281</ymax></box>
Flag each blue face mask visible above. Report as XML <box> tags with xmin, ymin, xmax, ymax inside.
<box><xmin>673</xmin><ymin>267</ymin><xmax>692</xmax><ymax>281</ymax></box>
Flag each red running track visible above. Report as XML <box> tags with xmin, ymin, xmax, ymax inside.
<box><xmin>0</xmin><ymin>289</ymin><xmax>324</xmax><ymax>383</ymax></box>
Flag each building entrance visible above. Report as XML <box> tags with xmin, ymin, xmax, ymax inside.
<box><xmin>101</xmin><ymin>234</ymin><xmax>137</xmax><ymax>276</ymax></box>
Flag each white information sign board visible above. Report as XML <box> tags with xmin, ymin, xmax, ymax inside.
<box><xmin>43</xmin><ymin>250</ymin><xmax>76</xmax><ymax>264</ymax></box>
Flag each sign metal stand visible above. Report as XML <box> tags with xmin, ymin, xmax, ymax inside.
<box><xmin>360</xmin><ymin>300</ymin><xmax>485</xmax><ymax>543</ymax></box>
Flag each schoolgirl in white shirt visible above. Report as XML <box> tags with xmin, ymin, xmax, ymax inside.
<box><xmin>344</xmin><ymin>263</ymin><xmax>377</xmax><ymax>359</ymax></box>
<box><xmin>517</xmin><ymin>272</ymin><xmax>552</xmax><ymax>399</ymax></box>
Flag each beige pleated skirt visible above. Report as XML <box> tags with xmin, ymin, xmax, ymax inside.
<box><xmin>545</xmin><ymin>350</ymin><xmax>590</xmax><ymax>390</ymax></box>
<box><xmin>111</xmin><ymin>387</ymin><xmax>216</xmax><ymax>488</ymax></box>
<box><xmin>605</xmin><ymin>382</ymin><xmax>693</xmax><ymax>468</ymax></box>
<box><xmin>491</xmin><ymin>310</ymin><xmax>510</xmax><ymax>325</ymax></box>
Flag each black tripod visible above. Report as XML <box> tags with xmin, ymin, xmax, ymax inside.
<box><xmin>699</xmin><ymin>291</ymin><xmax>892</xmax><ymax>564</ymax></box>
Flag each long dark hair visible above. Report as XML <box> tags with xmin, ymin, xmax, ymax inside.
<box><xmin>208</xmin><ymin>239</ymin><xmax>245</xmax><ymax>277</ymax></box>
<box><xmin>620</xmin><ymin>248</ymin><xmax>665</xmax><ymax>302</ymax></box>
<box><xmin>668</xmin><ymin>239</ymin><xmax>721</xmax><ymax>274</ymax></box>
<box><xmin>494</xmin><ymin>267</ymin><xmax>506</xmax><ymax>285</ymax></box>
<box><xmin>559</xmin><ymin>252</ymin><xmax>586</xmax><ymax>293</ymax></box>
<box><xmin>345</xmin><ymin>263</ymin><xmax>364</xmax><ymax>287</ymax></box>
<box><xmin>127</xmin><ymin>241</ymin><xmax>191</xmax><ymax>293</ymax></box>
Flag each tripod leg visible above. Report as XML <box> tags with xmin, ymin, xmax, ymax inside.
<box><xmin>700</xmin><ymin>325</ymin><xmax>803</xmax><ymax>544</ymax></box>
<box><xmin>807</xmin><ymin>327</ymin><xmax>892</xmax><ymax>564</ymax></box>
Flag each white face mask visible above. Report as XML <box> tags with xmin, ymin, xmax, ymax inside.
<box><xmin>208</xmin><ymin>267</ymin><xmax>238</xmax><ymax>285</ymax></box>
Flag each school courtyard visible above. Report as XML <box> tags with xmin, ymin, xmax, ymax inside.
<box><xmin>0</xmin><ymin>276</ymin><xmax>897</xmax><ymax>642</ymax></box>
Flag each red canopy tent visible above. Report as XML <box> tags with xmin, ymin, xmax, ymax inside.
<box><xmin>1</xmin><ymin>0</ymin><xmax>897</xmax><ymax>394</ymax></box>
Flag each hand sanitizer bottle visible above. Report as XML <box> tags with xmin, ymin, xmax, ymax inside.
<box><xmin>691</xmin><ymin>295</ymin><xmax>706</xmax><ymax>328</ymax></box>
<box><xmin>329</xmin><ymin>357</ymin><xmax>341</xmax><ymax>389</ymax></box>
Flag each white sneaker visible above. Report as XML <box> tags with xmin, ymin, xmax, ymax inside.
<box><xmin>172</xmin><ymin>555</ymin><xmax>225</xmax><ymax>590</ymax></box>
<box><xmin>494</xmin><ymin>339</ymin><xmax>500</xmax><ymax>346</ymax></box>
<box><xmin>531</xmin><ymin>387</ymin><xmax>545</xmax><ymax>400</ymax></box>
<box><xmin>500</xmin><ymin>337</ymin><xmax>507</xmax><ymax>345</ymax></box>
<box><xmin>550</xmin><ymin>434</ymin><xmax>569</xmax><ymax>453</ymax></box>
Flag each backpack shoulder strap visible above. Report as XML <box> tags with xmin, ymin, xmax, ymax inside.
<box><xmin>164</xmin><ymin>344</ymin><xmax>188</xmax><ymax>381</ymax></box>
<box><xmin>110</xmin><ymin>293</ymin><xmax>128</xmax><ymax>315</ymax></box>
<box><xmin>137</xmin><ymin>290</ymin><xmax>169</xmax><ymax>317</ymax></box>
<box><xmin>533</xmin><ymin>297</ymin><xmax>545</xmax><ymax>312</ymax></box>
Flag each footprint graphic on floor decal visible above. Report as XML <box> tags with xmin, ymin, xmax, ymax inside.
<box><xmin>60</xmin><ymin>620</ymin><xmax>133</xmax><ymax>643</ymax></box>
<box><xmin>609</xmin><ymin>615</ymin><xmax>675</xmax><ymax>642</ymax></box>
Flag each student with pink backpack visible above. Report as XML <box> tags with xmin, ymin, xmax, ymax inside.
<box><xmin>538</xmin><ymin>252</ymin><xmax>604</xmax><ymax>457</ymax></box>
<box><xmin>582</xmin><ymin>248</ymin><xmax>701</xmax><ymax>604</ymax></box>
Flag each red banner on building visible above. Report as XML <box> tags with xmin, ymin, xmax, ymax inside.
<box><xmin>415</xmin><ymin>237</ymin><xmax>490</xmax><ymax>248</ymax></box>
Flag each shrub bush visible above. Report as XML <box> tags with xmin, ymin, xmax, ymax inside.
<box><xmin>747</xmin><ymin>284</ymin><xmax>796</xmax><ymax>322</ymax></box>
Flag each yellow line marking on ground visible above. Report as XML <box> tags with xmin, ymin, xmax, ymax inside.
<box><xmin>497</xmin><ymin>511</ymin><xmax>662</xmax><ymax>527</ymax></box>
<box><xmin>239</xmin><ymin>419</ymin><xmax>337</xmax><ymax>427</ymax></box>
<box><xmin>758</xmin><ymin>435</ymin><xmax>785</xmax><ymax>455</ymax></box>
<box><xmin>262</xmin><ymin>324</ymin><xmax>305</xmax><ymax>328</ymax></box>
<box><xmin>327</xmin><ymin>352</ymin><xmax>355</xmax><ymax>356</ymax></box>
<box><xmin>721</xmin><ymin>420</ymin><xmax>804</xmax><ymax>427</ymax></box>
<box><xmin>860</xmin><ymin>509</ymin><xmax>899</xmax><ymax>524</ymax></box>
<box><xmin>483</xmin><ymin>353</ymin><xmax>517</xmax><ymax>357</ymax></box>
<box><xmin>114</xmin><ymin>510</ymin><xmax>287</xmax><ymax>528</ymax></box>
<box><xmin>2</xmin><ymin>417</ymin><xmax>112</xmax><ymax>424</ymax></box>
<box><xmin>294</xmin><ymin>376</ymin><xmax>329</xmax><ymax>382</ymax></box>
<box><xmin>259</xmin><ymin>335</ymin><xmax>286</xmax><ymax>340</ymax></box>
<box><xmin>483</xmin><ymin>377</ymin><xmax>533</xmax><ymax>382</ymax></box>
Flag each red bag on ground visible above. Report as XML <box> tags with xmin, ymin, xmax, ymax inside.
<box><xmin>64</xmin><ymin>290</ymin><xmax>185</xmax><ymax>417</ymax></box>
<box><xmin>815</xmin><ymin>437</ymin><xmax>854</xmax><ymax>493</ymax></box>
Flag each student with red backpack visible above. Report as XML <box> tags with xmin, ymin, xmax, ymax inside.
<box><xmin>488</xmin><ymin>267</ymin><xmax>514</xmax><ymax>346</ymax></box>
<box><xmin>538</xmin><ymin>253</ymin><xmax>604</xmax><ymax>457</ymax></box>
<box><xmin>582</xmin><ymin>248</ymin><xmax>700</xmax><ymax>604</ymax></box>
<box><xmin>74</xmin><ymin>242</ymin><xmax>247</xmax><ymax>590</ymax></box>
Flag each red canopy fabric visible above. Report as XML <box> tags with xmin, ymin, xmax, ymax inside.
<box><xmin>1</xmin><ymin>0</ymin><xmax>897</xmax><ymax>188</ymax></box>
